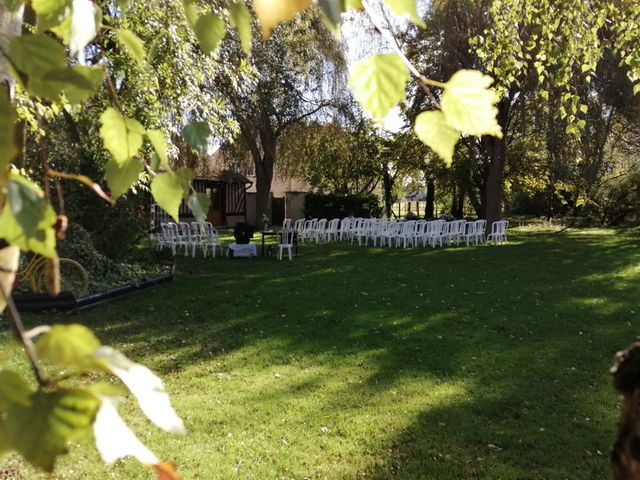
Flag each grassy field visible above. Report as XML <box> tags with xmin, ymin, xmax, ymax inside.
<box><xmin>1</xmin><ymin>227</ymin><xmax>640</xmax><ymax>479</ymax></box>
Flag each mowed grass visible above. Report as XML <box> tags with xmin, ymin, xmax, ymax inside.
<box><xmin>2</xmin><ymin>227</ymin><xmax>640</xmax><ymax>479</ymax></box>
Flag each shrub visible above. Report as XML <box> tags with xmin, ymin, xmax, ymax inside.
<box><xmin>304</xmin><ymin>193</ymin><xmax>382</xmax><ymax>219</ymax></box>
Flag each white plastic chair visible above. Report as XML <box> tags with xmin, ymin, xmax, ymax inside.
<box><xmin>278</xmin><ymin>229</ymin><xmax>295</xmax><ymax>260</ymax></box>
<box><xmin>396</xmin><ymin>220</ymin><xmax>417</xmax><ymax>248</ymax></box>
<box><xmin>474</xmin><ymin>220</ymin><xmax>487</xmax><ymax>244</ymax></box>
<box><xmin>339</xmin><ymin>217</ymin><xmax>353</xmax><ymax>241</ymax></box>
<box><xmin>487</xmin><ymin>220</ymin><xmax>509</xmax><ymax>244</ymax></box>
<box><xmin>325</xmin><ymin>218</ymin><xmax>341</xmax><ymax>242</ymax></box>
<box><xmin>313</xmin><ymin>218</ymin><xmax>328</xmax><ymax>243</ymax></box>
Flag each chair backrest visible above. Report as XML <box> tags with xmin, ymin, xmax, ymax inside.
<box><xmin>327</xmin><ymin>218</ymin><xmax>340</xmax><ymax>231</ymax></box>
<box><xmin>316</xmin><ymin>218</ymin><xmax>327</xmax><ymax>231</ymax></box>
<box><xmin>283</xmin><ymin>218</ymin><xmax>292</xmax><ymax>229</ymax></box>
<box><xmin>401</xmin><ymin>220</ymin><xmax>416</xmax><ymax>235</ymax></box>
<box><xmin>475</xmin><ymin>219</ymin><xmax>487</xmax><ymax>232</ymax></box>
<box><xmin>164</xmin><ymin>222</ymin><xmax>179</xmax><ymax>240</ymax></box>
<box><xmin>280</xmin><ymin>229</ymin><xmax>295</xmax><ymax>245</ymax></box>
<box><xmin>491</xmin><ymin>220</ymin><xmax>508</xmax><ymax>234</ymax></box>
<box><xmin>293</xmin><ymin>219</ymin><xmax>305</xmax><ymax>232</ymax></box>
<box><xmin>465</xmin><ymin>222</ymin><xmax>477</xmax><ymax>235</ymax></box>
<box><xmin>178</xmin><ymin>222</ymin><xmax>192</xmax><ymax>241</ymax></box>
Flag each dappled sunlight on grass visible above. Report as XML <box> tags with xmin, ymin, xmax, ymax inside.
<box><xmin>3</xmin><ymin>228</ymin><xmax>640</xmax><ymax>478</ymax></box>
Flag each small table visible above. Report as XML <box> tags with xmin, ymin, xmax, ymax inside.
<box><xmin>260</xmin><ymin>230</ymin><xmax>299</xmax><ymax>257</ymax></box>
<box><xmin>260</xmin><ymin>230</ymin><xmax>278</xmax><ymax>257</ymax></box>
<box><xmin>227</xmin><ymin>243</ymin><xmax>257</xmax><ymax>258</ymax></box>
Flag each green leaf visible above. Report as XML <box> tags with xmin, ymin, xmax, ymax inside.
<box><xmin>0</xmin><ymin>173</ymin><xmax>57</xmax><ymax>258</ymax></box>
<box><xmin>0</xmin><ymin>371</ymin><xmax>32</xmax><ymax>410</ymax></box>
<box><xmin>252</xmin><ymin>0</ymin><xmax>312</xmax><ymax>37</ymax></box>
<box><xmin>45</xmin><ymin>66</ymin><xmax>104</xmax><ymax>104</ymax></box>
<box><xmin>341</xmin><ymin>0</ymin><xmax>362</xmax><ymax>8</ymax></box>
<box><xmin>8</xmin><ymin>33</ymin><xmax>66</xmax><ymax>78</ymax></box>
<box><xmin>194</xmin><ymin>14</ymin><xmax>226</xmax><ymax>55</ymax></box>
<box><xmin>35</xmin><ymin>324</ymin><xmax>101</xmax><ymax>370</ymax></box>
<box><xmin>99</xmin><ymin>108</ymin><xmax>145</xmax><ymax>165</ymax></box>
<box><xmin>104</xmin><ymin>158</ymin><xmax>144</xmax><ymax>199</ymax></box>
<box><xmin>5</xmin><ymin>389</ymin><xmax>99</xmax><ymax>472</ymax></box>
<box><xmin>94</xmin><ymin>347</ymin><xmax>186</xmax><ymax>435</ymax></box>
<box><xmin>4</xmin><ymin>0</ymin><xmax>25</xmax><ymax>13</ymax></box>
<box><xmin>175</xmin><ymin>167</ymin><xmax>193</xmax><ymax>195</ymax></box>
<box><xmin>414</xmin><ymin>110</ymin><xmax>460</xmax><ymax>166</ymax></box>
<box><xmin>151</xmin><ymin>171</ymin><xmax>185</xmax><ymax>222</ymax></box>
<box><xmin>116</xmin><ymin>28</ymin><xmax>146</xmax><ymax>67</ymax></box>
<box><xmin>633</xmin><ymin>83</ymin><xmax>640</xmax><ymax>96</ymax></box>
<box><xmin>146</xmin><ymin>129</ymin><xmax>168</xmax><ymax>168</ymax></box>
<box><xmin>187</xmin><ymin>192</ymin><xmax>210</xmax><ymax>222</ymax></box>
<box><xmin>349</xmin><ymin>54</ymin><xmax>410</xmax><ymax>123</ymax></box>
<box><xmin>579</xmin><ymin>104</ymin><xmax>588</xmax><ymax>114</ymax></box>
<box><xmin>318</xmin><ymin>0</ymin><xmax>344</xmax><ymax>30</ymax></box>
<box><xmin>181</xmin><ymin>121</ymin><xmax>211</xmax><ymax>154</ymax></box>
<box><xmin>383</xmin><ymin>0</ymin><xmax>425</xmax><ymax>27</ymax></box>
<box><xmin>440</xmin><ymin>69</ymin><xmax>503</xmax><ymax>138</ymax></box>
<box><xmin>7</xmin><ymin>34</ymin><xmax>68</xmax><ymax>100</ymax></box>
<box><xmin>0</xmin><ymin>94</ymin><xmax>18</xmax><ymax>169</ymax></box>
<box><xmin>229</xmin><ymin>2</ymin><xmax>253</xmax><ymax>54</ymax></box>
<box><xmin>32</xmin><ymin>0</ymin><xmax>72</xmax><ymax>32</ymax></box>
<box><xmin>182</xmin><ymin>0</ymin><xmax>198</xmax><ymax>29</ymax></box>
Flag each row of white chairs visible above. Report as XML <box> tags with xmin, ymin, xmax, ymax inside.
<box><xmin>286</xmin><ymin>217</ymin><xmax>508</xmax><ymax>248</ymax></box>
<box><xmin>151</xmin><ymin>221</ymin><xmax>223</xmax><ymax>257</ymax></box>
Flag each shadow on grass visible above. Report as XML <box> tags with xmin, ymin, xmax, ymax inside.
<box><xmin>11</xmin><ymin>228</ymin><xmax>640</xmax><ymax>479</ymax></box>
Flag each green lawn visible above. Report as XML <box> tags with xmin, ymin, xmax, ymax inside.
<box><xmin>2</xmin><ymin>227</ymin><xmax>640</xmax><ymax>479</ymax></box>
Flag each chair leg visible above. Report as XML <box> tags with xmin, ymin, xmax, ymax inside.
<box><xmin>288</xmin><ymin>246</ymin><xmax>292</xmax><ymax>260</ymax></box>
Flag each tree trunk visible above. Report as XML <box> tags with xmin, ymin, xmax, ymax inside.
<box><xmin>425</xmin><ymin>178</ymin><xmax>435</xmax><ymax>219</ymax></box>
<box><xmin>483</xmin><ymin>99</ymin><xmax>510</xmax><ymax>230</ymax></box>
<box><xmin>382</xmin><ymin>167</ymin><xmax>394</xmax><ymax>219</ymax></box>
<box><xmin>484</xmin><ymin>137</ymin><xmax>506</xmax><ymax>228</ymax></box>
<box><xmin>452</xmin><ymin>186</ymin><xmax>465</xmax><ymax>219</ymax></box>
<box><xmin>611</xmin><ymin>343</ymin><xmax>640</xmax><ymax>480</ymax></box>
<box><xmin>0</xmin><ymin>3</ymin><xmax>24</xmax><ymax>98</ymax></box>
<box><xmin>254</xmin><ymin>152</ymin><xmax>274</xmax><ymax>225</ymax></box>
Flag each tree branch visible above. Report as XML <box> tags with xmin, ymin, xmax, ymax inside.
<box><xmin>0</xmin><ymin>283</ymin><xmax>48</xmax><ymax>387</ymax></box>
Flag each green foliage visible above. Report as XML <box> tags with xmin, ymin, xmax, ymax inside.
<box><xmin>0</xmin><ymin>173</ymin><xmax>57</xmax><ymax>258</ymax></box>
<box><xmin>99</xmin><ymin>108</ymin><xmax>145</xmax><ymax>166</ymax></box>
<box><xmin>349</xmin><ymin>53</ymin><xmax>409</xmax><ymax>123</ymax></box>
<box><xmin>4</xmin><ymin>389</ymin><xmax>100</xmax><ymax>472</ymax></box>
<box><xmin>181</xmin><ymin>121</ymin><xmax>211</xmax><ymax>155</ymax></box>
<box><xmin>35</xmin><ymin>324</ymin><xmax>101</xmax><ymax>370</ymax></box>
<box><xmin>383</xmin><ymin>0</ymin><xmax>424</xmax><ymax>28</ymax></box>
<box><xmin>473</xmin><ymin>0</ymin><xmax>640</xmax><ymax>129</ymax></box>
<box><xmin>0</xmin><ymin>371</ymin><xmax>31</xmax><ymax>409</ymax></box>
<box><xmin>304</xmin><ymin>192</ymin><xmax>382</xmax><ymax>219</ymax></box>
<box><xmin>440</xmin><ymin>69</ymin><xmax>502</xmax><ymax>138</ymax></box>
<box><xmin>413</xmin><ymin>111</ymin><xmax>459</xmax><ymax>165</ymax></box>
<box><xmin>229</xmin><ymin>2</ymin><xmax>253</xmax><ymax>54</ymax></box>
<box><xmin>193</xmin><ymin>14</ymin><xmax>225</xmax><ymax>55</ymax></box>
<box><xmin>104</xmin><ymin>158</ymin><xmax>144</xmax><ymax>199</ymax></box>
<box><xmin>0</xmin><ymin>94</ymin><xmax>17</xmax><ymax>169</ymax></box>
<box><xmin>115</xmin><ymin>29</ymin><xmax>147</xmax><ymax>68</ymax></box>
<box><xmin>151</xmin><ymin>171</ymin><xmax>186</xmax><ymax>222</ymax></box>
<box><xmin>186</xmin><ymin>192</ymin><xmax>210</xmax><ymax>223</ymax></box>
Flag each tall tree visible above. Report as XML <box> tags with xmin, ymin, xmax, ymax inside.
<box><xmin>216</xmin><ymin>12</ymin><xmax>346</xmax><ymax>224</ymax></box>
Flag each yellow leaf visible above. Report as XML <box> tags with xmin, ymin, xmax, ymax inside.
<box><xmin>414</xmin><ymin>110</ymin><xmax>460</xmax><ymax>165</ymax></box>
<box><xmin>252</xmin><ymin>0</ymin><xmax>311</xmax><ymax>37</ymax></box>
<box><xmin>441</xmin><ymin>69</ymin><xmax>503</xmax><ymax>138</ymax></box>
